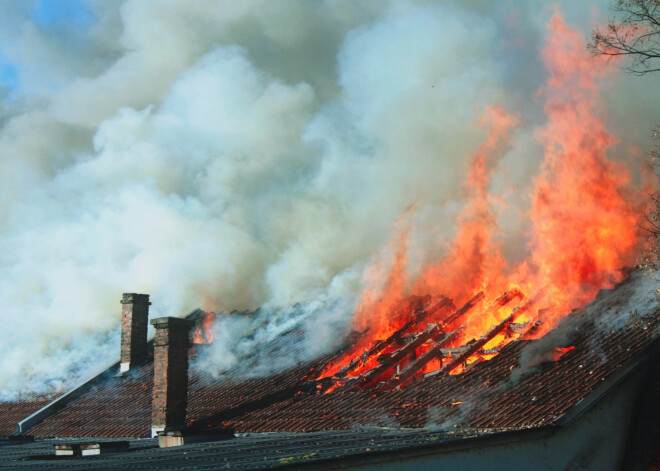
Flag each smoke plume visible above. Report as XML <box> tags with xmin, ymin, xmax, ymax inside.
<box><xmin>0</xmin><ymin>1</ymin><xmax>658</xmax><ymax>398</ymax></box>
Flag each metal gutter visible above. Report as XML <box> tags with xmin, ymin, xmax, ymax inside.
<box><xmin>15</xmin><ymin>360</ymin><xmax>120</xmax><ymax>435</ymax></box>
<box><xmin>15</xmin><ymin>309</ymin><xmax>203</xmax><ymax>435</ymax></box>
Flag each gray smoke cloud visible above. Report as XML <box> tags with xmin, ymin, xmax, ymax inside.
<box><xmin>0</xmin><ymin>0</ymin><xmax>658</xmax><ymax>398</ymax></box>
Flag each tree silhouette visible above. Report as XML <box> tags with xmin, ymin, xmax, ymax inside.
<box><xmin>589</xmin><ymin>0</ymin><xmax>660</xmax><ymax>75</ymax></box>
<box><xmin>590</xmin><ymin>1</ymin><xmax>660</xmax><ymax>269</ymax></box>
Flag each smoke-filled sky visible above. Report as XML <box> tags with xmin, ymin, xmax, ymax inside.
<box><xmin>0</xmin><ymin>0</ymin><xmax>658</xmax><ymax>399</ymax></box>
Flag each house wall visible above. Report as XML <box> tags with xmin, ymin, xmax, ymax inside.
<box><xmin>327</xmin><ymin>366</ymin><xmax>646</xmax><ymax>471</ymax></box>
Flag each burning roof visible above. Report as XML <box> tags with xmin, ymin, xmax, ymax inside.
<box><xmin>8</xmin><ymin>269</ymin><xmax>657</xmax><ymax>439</ymax></box>
<box><xmin>0</xmin><ymin>2</ymin><xmax>653</xmax><ymax>419</ymax></box>
<box><xmin>285</xmin><ymin>12</ymin><xmax>649</xmax><ymax>405</ymax></box>
<box><xmin>0</xmin><ymin>6</ymin><xmax>658</xmax><ymax>469</ymax></box>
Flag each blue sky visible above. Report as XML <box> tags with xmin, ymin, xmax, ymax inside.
<box><xmin>29</xmin><ymin>0</ymin><xmax>94</xmax><ymax>28</ymax></box>
<box><xmin>0</xmin><ymin>56</ymin><xmax>18</xmax><ymax>90</ymax></box>
<box><xmin>0</xmin><ymin>0</ymin><xmax>95</xmax><ymax>92</ymax></box>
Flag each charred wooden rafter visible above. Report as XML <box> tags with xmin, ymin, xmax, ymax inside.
<box><xmin>381</xmin><ymin>289</ymin><xmax>524</xmax><ymax>390</ymax></box>
<box><xmin>334</xmin><ymin>296</ymin><xmax>455</xmax><ymax>379</ymax></box>
<box><xmin>436</xmin><ymin>295</ymin><xmax>536</xmax><ymax>375</ymax></box>
<box><xmin>381</xmin><ymin>327</ymin><xmax>463</xmax><ymax>390</ymax></box>
<box><xmin>436</xmin><ymin>314</ymin><xmax>515</xmax><ymax>375</ymax></box>
<box><xmin>353</xmin><ymin>291</ymin><xmax>487</xmax><ymax>390</ymax></box>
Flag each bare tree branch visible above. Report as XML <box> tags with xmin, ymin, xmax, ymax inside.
<box><xmin>588</xmin><ymin>0</ymin><xmax>660</xmax><ymax>74</ymax></box>
<box><xmin>638</xmin><ymin>129</ymin><xmax>660</xmax><ymax>270</ymax></box>
<box><xmin>590</xmin><ymin>2</ymin><xmax>660</xmax><ymax>269</ymax></box>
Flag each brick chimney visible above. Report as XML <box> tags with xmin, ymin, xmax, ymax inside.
<box><xmin>150</xmin><ymin>317</ymin><xmax>194</xmax><ymax>437</ymax></box>
<box><xmin>120</xmin><ymin>293</ymin><xmax>151</xmax><ymax>373</ymax></box>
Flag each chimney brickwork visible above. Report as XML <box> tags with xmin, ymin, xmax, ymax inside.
<box><xmin>120</xmin><ymin>293</ymin><xmax>151</xmax><ymax>373</ymax></box>
<box><xmin>151</xmin><ymin>316</ymin><xmax>194</xmax><ymax>437</ymax></box>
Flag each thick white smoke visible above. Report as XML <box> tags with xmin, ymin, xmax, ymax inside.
<box><xmin>0</xmin><ymin>0</ymin><xmax>658</xmax><ymax>398</ymax></box>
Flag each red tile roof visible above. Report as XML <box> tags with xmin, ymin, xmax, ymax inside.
<box><xmin>0</xmin><ymin>395</ymin><xmax>57</xmax><ymax>436</ymax></box>
<box><xmin>21</xmin><ymin>271</ymin><xmax>660</xmax><ymax>438</ymax></box>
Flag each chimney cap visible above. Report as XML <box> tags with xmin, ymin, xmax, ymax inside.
<box><xmin>150</xmin><ymin>316</ymin><xmax>194</xmax><ymax>329</ymax></box>
<box><xmin>121</xmin><ymin>293</ymin><xmax>151</xmax><ymax>305</ymax></box>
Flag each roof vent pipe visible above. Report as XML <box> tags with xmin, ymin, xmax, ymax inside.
<box><xmin>150</xmin><ymin>317</ymin><xmax>194</xmax><ymax>438</ymax></box>
<box><xmin>119</xmin><ymin>293</ymin><xmax>151</xmax><ymax>373</ymax></box>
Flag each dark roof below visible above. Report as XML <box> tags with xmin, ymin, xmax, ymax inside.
<box><xmin>0</xmin><ymin>427</ymin><xmax>542</xmax><ymax>471</ymax></box>
<box><xmin>0</xmin><ymin>395</ymin><xmax>57</xmax><ymax>437</ymax></box>
<box><xmin>17</xmin><ymin>271</ymin><xmax>660</xmax><ymax>439</ymax></box>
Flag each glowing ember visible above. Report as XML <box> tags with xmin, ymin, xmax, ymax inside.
<box><xmin>191</xmin><ymin>312</ymin><xmax>216</xmax><ymax>344</ymax></box>
<box><xmin>315</xmin><ymin>11</ymin><xmax>644</xmax><ymax>393</ymax></box>
<box><xmin>401</xmin><ymin>402</ymin><xmax>419</xmax><ymax>408</ymax></box>
<box><xmin>551</xmin><ymin>346</ymin><xmax>576</xmax><ymax>362</ymax></box>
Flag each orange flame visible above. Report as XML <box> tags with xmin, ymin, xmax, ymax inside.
<box><xmin>318</xmin><ymin>11</ymin><xmax>644</xmax><ymax>385</ymax></box>
<box><xmin>523</xmin><ymin>13</ymin><xmax>640</xmax><ymax>333</ymax></box>
<box><xmin>412</xmin><ymin>105</ymin><xmax>519</xmax><ymax>306</ymax></box>
<box><xmin>551</xmin><ymin>346</ymin><xmax>576</xmax><ymax>362</ymax></box>
<box><xmin>354</xmin><ymin>215</ymin><xmax>413</xmax><ymax>337</ymax></box>
<box><xmin>192</xmin><ymin>312</ymin><xmax>216</xmax><ymax>344</ymax></box>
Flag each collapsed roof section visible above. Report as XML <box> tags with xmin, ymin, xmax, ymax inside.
<box><xmin>5</xmin><ymin>269</ymin><xmax>657</xmax><ymax>439</ymax></box>
<box><xmin>314</xmin><ymin>288</ymin><xmax>536</xmax><ymax>393</ymax></box>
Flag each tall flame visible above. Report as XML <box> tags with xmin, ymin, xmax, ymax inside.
<box><xmin>411</xmin><ymin>105</ymin><xmax>518</xmax><ymax>311</ymax></box>
<box><xmin>319</xmin><ymin>12</ymin><xmax>644</xmax><ymax>380</ymax></box>
<box><xmin>524</xmin><ymin>13</ymin><xmax>640</xmax><ymax>331</ymax></box>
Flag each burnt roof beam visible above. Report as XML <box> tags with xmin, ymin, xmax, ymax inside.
<box><xmin>376</xmin><ymin>289</ymin><xmax>523</xmax><ymax>390</ymax></box>
<box><xmin>353</xmin><ymin>292</ymin><xmax>486</xmax><ymax>390</ymax></box>
<box><xmin>437</xmin><ymin>296</ymin><xmax>536</xmax><ymax>375</ymax></box>
<box><xmin>335</xmin><ymin>296</ymin><xmax>455</xmax><ymax>379</ymax></box>
<box><xmin>382</xmin><ymin>327</ymin><xmax>464</xmax><ymax>390</ymax></box>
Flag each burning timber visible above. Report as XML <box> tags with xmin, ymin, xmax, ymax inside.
<box><xmin>333</xmin><ymin>296</ymin><xmax>456</xmax><ymax>379</ymax></box>
<box><xmin>0</xmin><ymin>270</ymin><xmax>658</xmax><ymax>471</ymax></box>
<box><xmin>315</xmin><ymin>288</ymin><xmax>528</xmax><ymax>393</ymax></box>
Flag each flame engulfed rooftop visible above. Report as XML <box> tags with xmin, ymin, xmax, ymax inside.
<box><xmin>301</xmin><ymin>12</ymin><xmax>648</xmax><ymax>401</ymax></box>
<box><xmin>1</xmin><ymin>13</ymin><xmax>658</xmax><ymax>444</ymax></box>
<box><xmin>0</xmin><ymin>269</ymin><xmax>653</xmax><ymax>440</ymax></box>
